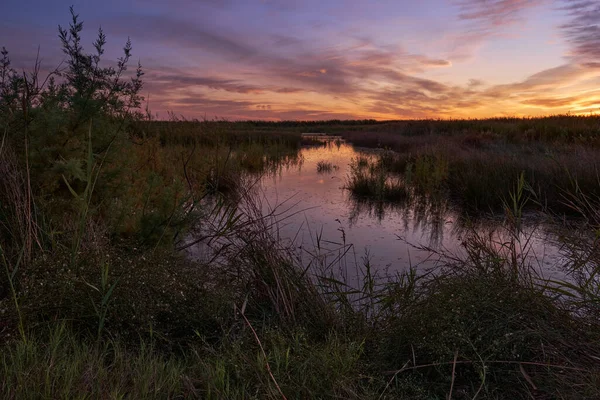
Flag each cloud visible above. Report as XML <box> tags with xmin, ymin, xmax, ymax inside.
<box><xmin>448</xmin><ymin>0</ymin><xmax>545</xmax><ymax>61</ymax></box>
<box><xmin>133</xmin><ymin>16</ymin><xmax>596</xmax><ymax>120</ymax></box>
<box><xmin>366</xmin><ymin>78</ymin><xmax>486</xmax><ymax>118</ymax></box>
<box><xmin>575</xmin><ymin>98</ymin><xmax>600</xmax><ymax>108</ymax></box>
<box><xmin>456</xmin><ymin>0</ymin><xmax>544</xmax><ymax>27</ymax></box>
<box><xmin>275</xmin><ymin>87</ymin><xmax>305</xmax><ymax>94</ymax></box>
<box><xmin>172</xmin><ymin>96</ymin><xmax>254</xmax><ymax>108</ymax></box>
<box><xmin>482</xmin><ymin>63</ymin><xmax>594</xmax><ymax>97</ymax></box>
<box><xmin>136</xmin><ymin>0</ymin><xmax>235</xmax><ymax>10</ymax></box>
<box><xmin>158</xmin><ymin>75</ymin><xmax>265</xmax><ymax>94</ymax></box>
<box><xmin>107</xmin><ymin>13</ymin><xmax>455</xmax><ymax>94</ymax></box>
<box><xmin>142</xmin><ymin>67</ymin><xmax>310</xmax><ymax>108</ymax></box>
<box><xmin>107</xmin><ymin>14</ymin><xmax>257</xmax><ymax>60</ymax></box>
<box><xmin>107</xmin><ymin>0</ymin><xmax>600</xmax><ymax>120</ymax></box>
<box><xmin>420</xmin><ymin>58</ymin><xmax>452</xmax><ymax>67</ymax></box>
<box><xmin>520</xmin><ymin>96</ymin><xmax>579</xmax><ymax>107</ymax></box>
<box><xmin>468</xmin><ymin>79</ymin><xmax>485</xmax><ymax>87</ymax></box>
<box><xmin>559</xmin><ymin>0</ymin><xmax>600</xmax><ymax>62</ymax></box>
<box><xmin>269</xmin><ymin>34</ymin><xmax>303</xmax><ymax>48</ymax></box>
<box><xmin>5</xmin><ymin>1</ymin><xmax>599</xmax><ymax>120</ymax></box>
<box><xmin>147</xmin><ymin>88</ymin><xmax>366</xmax><ymax>121</ymax></box>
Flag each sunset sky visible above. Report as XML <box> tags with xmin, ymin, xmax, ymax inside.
<box><xmin>1</xmin><ymin>0</ymin><xmax>599</xmax><ymax>120</ymax></box>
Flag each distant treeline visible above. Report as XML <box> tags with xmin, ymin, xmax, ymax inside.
<box><xmin>158</xmin><ymin>114</ymin><xmax>600</xmax><ymax>127</ymax></box>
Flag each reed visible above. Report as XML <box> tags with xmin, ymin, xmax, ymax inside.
<box><xmin>316</xmin><ymin>160</ymin><xmax>336</xmax><ymax>173</ymax></box>
<box><xmin>346</xmin><ymin>157</ymin><xmax>411</xmax><ymax>203</ymax></box>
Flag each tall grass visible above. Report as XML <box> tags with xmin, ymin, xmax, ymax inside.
<box><xmin>1</xmin><ymin>324</ymin><xmax>188</xmax><ymax>399</ymax></box>
<box><xmin>344</xmin><ymin>138</ymin><xmax>600</xmax><ymax>215</ymax></box>
<box><xmin>346</xmin><ymin>156</ymin><xmax>410</xmax><ymax>203</ymax></box>
<box><xmin>0</xmin><ymin>141</ymin><xmax>41</xmax><ymax>265</ymax></box>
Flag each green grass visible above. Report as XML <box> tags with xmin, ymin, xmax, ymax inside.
<box><xmin>1</xmin><ymin>325</ymin><xmax>188</xmax><ymax>399</ymax></box>
<box><xmin>0</xmin><ymin>323</ymin><xmax>370</xmax><ymax>399</ymax></box>
<box><xmin>3</xmin><ymin>222</ymin><xmax>599</xmax><ymax>399</ymax></box>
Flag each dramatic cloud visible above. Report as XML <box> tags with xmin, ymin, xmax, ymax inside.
<box><xmin>2</xmin><ymin>0</ymin><xmax>600</xmax><ymax>119</ymax></box>
<box><xmin>447</xmin><ymin>0</ymin><xmax>545</xmax><ymax>61</ymax></box>
<box><xmin>559</xmin><ymin>0</ymin><xmax>600</xmax><ymax>62</ymax></box>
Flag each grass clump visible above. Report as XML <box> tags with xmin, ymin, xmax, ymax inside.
<box><xmin>372</xmin><ymin>268</ymin><xmax>599</xmax><ymax>399</ymax></box>
<box><xmin>346</xmin><ymin>156</ymin><xmax>411</xmax><ymax>203</ymax></box>
<box><xmin>316</xmin><ymin>160</ymin><xmax>337</xmax><ymax>173</ymax></box>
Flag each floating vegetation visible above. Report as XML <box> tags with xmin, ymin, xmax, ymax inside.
<box><xmin>316</xmin><ymin>160</ymin><xmax>338</xmax><ymax>173</ymax></box>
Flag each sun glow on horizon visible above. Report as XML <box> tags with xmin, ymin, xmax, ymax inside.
<box><xmin>3</xmin><ymin>0</ymin><xmax>598</xmax><ymax>120</ymax></box>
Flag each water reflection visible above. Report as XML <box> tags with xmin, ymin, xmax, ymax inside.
<box><xmin>347</xmin><ymin>195</ymin><xmax>454</xmax><ymax>249</ymax></box>
<box><xmin>256</xmin><ymin>136</ymin><xmax>568</xmax><ymax>281</ymax></box>
<box><xmin>185</xmin><ymin>136</ymin><xmax>570</xmax><ymax>285</ymax></box>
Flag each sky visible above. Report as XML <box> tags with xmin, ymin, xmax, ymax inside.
<box><xmin>1</xmin><ymin>0</ymin><xmax>599</xmax><ymax>120</ymax></box>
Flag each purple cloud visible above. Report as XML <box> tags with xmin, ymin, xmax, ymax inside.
<box><xmin>559</xmin><ymin>0</ymin><xmax>600</xmax><ymax>62</ymax></box>
<box><xmin>457</xmin><ymin>0</ymin><xmax>544</xmax><ymax>27</ymax></box>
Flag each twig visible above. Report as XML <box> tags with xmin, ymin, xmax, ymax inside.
<box><xmin>378</xmin><ymin>360</ymin><xmax>410</xmax><ymax>400</ymax></box>
<box><xmin>470</xmin><ymin>343</ymin><xmax>486</xmax><ymax>400</ymax></box>
<box><xmin>384</xmin><ymin>360</ymin><xmax>587</xmax><ymax>375</ymax></box>
<box><xmin>239</xmin><ymin>307</ymin><xmax>288</xmax><ymax>400</ymax></box>
<box><xmin>519</xmin><ymin>363</ymin><xmax>538</xmax><ymax>392</ymax></box>
<box><xmin>448</xmin><ymin>350</ymin><xmax>458</xmax><ymax>400</ymax></box>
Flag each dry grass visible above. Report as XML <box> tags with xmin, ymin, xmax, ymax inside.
<box><xmin>0</xmin><ymin>143</ymin><xmax>41</xmax><ymax>265</ymax></box>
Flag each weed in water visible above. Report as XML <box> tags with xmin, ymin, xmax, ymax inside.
<box><xmin>316</xmin><ymin>160</ymin><xmax>337</xmax><ymax>173</ymax></box>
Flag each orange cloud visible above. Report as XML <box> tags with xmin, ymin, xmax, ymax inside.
<box><xmin>94</xmin><ymin>2</ymin><xmax>600</xmax><ymax>120</ymax></box>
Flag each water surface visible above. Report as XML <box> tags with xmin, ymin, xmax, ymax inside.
<box><xmin>186</xmin><ymin>136</ymin><xmax>571</xmax><ymax>284</ymax></box>
<box><xmin>256</xmin><ymin>137</ymin><xmax>568</xmax><ymax>281</ymax></box>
